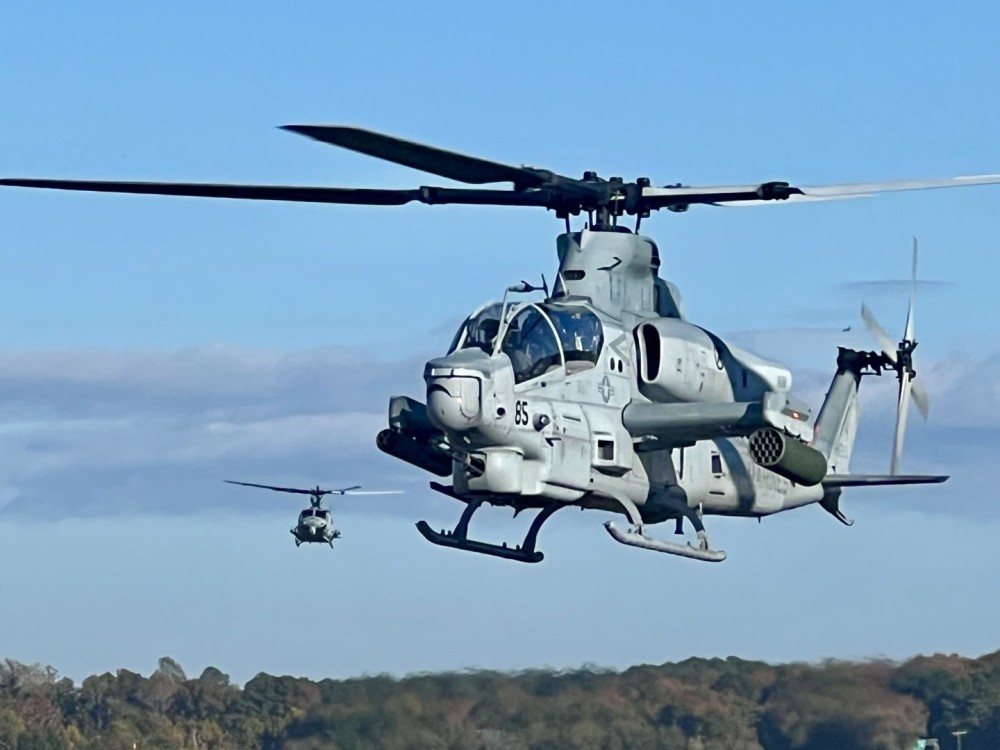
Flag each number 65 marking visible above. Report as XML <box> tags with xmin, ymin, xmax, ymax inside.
<box><xmin>514</xmin><ymin>400</ymin><xmax>529</xmax><ymax>426</ymax></box>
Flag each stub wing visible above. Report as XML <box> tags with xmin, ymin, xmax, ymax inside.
<box><xmin>622</xmin><ymin>394</ymin><xmax>806</xmax><ymax>448</ymax></box>
<box><xmin>622</xmin><ymin>401</ymin><xmax>767</xmax><ymax>447</ymax></box>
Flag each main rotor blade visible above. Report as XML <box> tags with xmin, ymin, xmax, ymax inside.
<box><xmin>0</xmin><ymin>178</ymin><xmax>565</xmax><ymax>209</ymax></box>
<box><xmin>804</xmin><ymin>174</ymin><xmax>1000</xmax><ymax>198</ymax></box>
<box><xmin>332</xmin><ymin>485</ymin><xmax>362</xmax><ymax>494</ymax></box>
<box><xmin>282</xmin><ymin>125</ymin><xmax>550</xmax><ymax>187</ymax></box>
<box><xmin>0</xmin><ymin>179</ymin><xmax>422</xmax><ymax>205</ymax></box>
<box><xmin>642</xmin><ymin>173</ymin><xmax>1000</xmax><ymax>209</ymax></box>
<box><xmin>343</xmin><ymin>490</ymin><xmax>405</xmax><ymax>495</ymax></box>
<box><xmin>224</xmin><ymin>480</ymin><xmax>328</xmax><ymax>496</ymax></box>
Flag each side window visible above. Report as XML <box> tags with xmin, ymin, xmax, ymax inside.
<box><xmin>501</xmin><ymin>306</ymin><xmax>563</xmax><ymax>384</ymax></box>
<box><xmin>711</xmin><ymin>453</ymin><xmax>723</xmax><ymax>475</ymax></box>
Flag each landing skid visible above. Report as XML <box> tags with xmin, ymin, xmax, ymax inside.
<box><xmin>416</xmin><ymin>521</ymin><xmax>544</xmax><ymax>563</ymax></box>
<box><xmin>416</xmin><ymin>495</ymin><xmax>566</xmax><ymax>564</ymax></box>
<box><xmin>604</xmin><ymin>521</ymin><xmax>727</xmax><ymax>562</ymax></box>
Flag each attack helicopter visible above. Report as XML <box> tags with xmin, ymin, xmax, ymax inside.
<box><xmin>3</xmin><ymin>125</ymin><xmax>999</xmax><ymax>564</ymax></box>
<box><xmin>224</xmin><ymin>480</ymin><xmax>401</xmax><ymax>547</ymax></box>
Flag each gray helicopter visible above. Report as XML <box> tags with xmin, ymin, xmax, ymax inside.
<box><xmin>224</xmin><ymin>480</ymin><xmax>400</xmax><ymax>547</ymax></box>
<box><xmin>3</xmin><ymin>126</ymin><xmax>999</xmax><ymax>564</ymax></box>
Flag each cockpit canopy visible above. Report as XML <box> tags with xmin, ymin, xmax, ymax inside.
<box><xmin>300</xmin><ymin>509</ymin><xmax>329</xmax><ymax>520</ymax></box>
<box><xmin>449</xmin><ymin>301</ymin><xmax>503</xmax><ymax>354</ymax></box>
<box><xmin>449</xmin><ymin>301</ymin><xmax>604</xmax><ymax>384</ymax></box>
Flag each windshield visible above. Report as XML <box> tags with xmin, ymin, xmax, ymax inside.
<box><xmin>542</xmin><ymin>304</ymin><xmax>603</xmax><ymax>374</ymax></box>
<box><xmin>500</xmin><ymin>305</ymin><xmax>563</xmax><ymax>384</ymax></box>
<box><xmin>449</xmin><ymin>302</ymin><xmax>503</xmax><ymax>354</ymax></box>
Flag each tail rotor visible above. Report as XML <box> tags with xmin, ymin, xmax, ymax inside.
<box><xmin>860</xmin><ymin>237</ymin><xmax>929</xmax><ymax>475</ymax></box>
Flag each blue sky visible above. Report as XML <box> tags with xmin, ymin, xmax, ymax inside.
<box><xmin>1</xmin><ymin>1</ymin><xmax>1000</xmax><ymax>684</ymax></box>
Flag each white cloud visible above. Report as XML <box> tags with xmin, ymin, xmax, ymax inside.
<box><xmin>0</xmin><ymin>345</ymin><xmax>434</xmax><ymax>518</ymax></box>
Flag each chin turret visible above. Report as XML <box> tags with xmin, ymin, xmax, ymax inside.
<box><xmin>424</xmin><ymin>349</ymin><xmax>492</xmax><ymax>434</ymax></box>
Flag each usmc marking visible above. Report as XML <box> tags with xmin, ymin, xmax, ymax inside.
<box><xmin>598</xmin><ymin>374</ymin><xmax>614</xmax><ymax>403</ymax></box>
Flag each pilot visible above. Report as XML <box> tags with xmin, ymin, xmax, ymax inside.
<box><xmin>475</xmin><ymin>318</ymin><xmax>500</xmax><ymax>351</ymax></box>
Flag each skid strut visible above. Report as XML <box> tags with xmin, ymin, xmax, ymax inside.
<box><xmin>416</xmin><ymin>496</ymin><xmax>566</xmax><ymax>563</ymax></box>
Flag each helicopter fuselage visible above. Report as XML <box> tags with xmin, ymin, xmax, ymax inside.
<box><xmin>291</xmin><ymin>508</ymin><xmax>340</xmax><ymax>546</ymax></box>
<box><xmin>379</xmin><ymin>227</ymin><xmax>829</xmax><ymax>535</ymax></box>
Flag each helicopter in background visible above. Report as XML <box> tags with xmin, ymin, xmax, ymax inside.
<box><xmin>224</xmin><ymin>480</ymin><xmax>401</xmax><ymax>547</ymax></box>
<box><xmin>4</xmin><ymin>125</ymin><xmax>999</xmax><ymax>564</ymax></box>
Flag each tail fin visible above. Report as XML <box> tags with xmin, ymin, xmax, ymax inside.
<box><xmin>811</xmin><ymin>349</ymin><xmax>949</xmax><ymax>490</ymax></box>
<box><xmin>811</xmin><ymin>349</ymin><xmax>863</xmax><ymax>475</ymax></box>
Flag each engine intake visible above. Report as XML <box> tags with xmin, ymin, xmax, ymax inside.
<box><xmin>748</xmin><ymin>428</ymin><xmax>827</xmax><ymax>486</ymax></box>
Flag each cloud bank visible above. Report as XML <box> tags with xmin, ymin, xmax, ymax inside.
<box><xmin>0</xmin><ymin>345</ymin><xmax>433</xmax><ymax>518</ymax></box>
<box><xmin>0</xmin><ymin>344</ymin><xmax>996</xmax><ymax>520</ymax></box>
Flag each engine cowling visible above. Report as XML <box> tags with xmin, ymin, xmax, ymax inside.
<box><xmin>634</xmin><ymin>319</ymin><xmax>735</xmax><ymax>403</ymax></box>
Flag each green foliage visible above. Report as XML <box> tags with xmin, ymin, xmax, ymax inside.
<box><xmin>1</xmin><ymin>652</ymin><xmax>999</xmax><ymax>748</ymax></box>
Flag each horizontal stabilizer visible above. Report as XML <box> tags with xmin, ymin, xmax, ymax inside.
<box><xmin>822</xmin><ymin>474</ymin><xmax>948</xmax><ymax>487</ymax></box>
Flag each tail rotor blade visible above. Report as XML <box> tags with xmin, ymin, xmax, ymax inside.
<box><xmin>861</xmin><ymin>303</ymin><xmax>898</xmax><ymax>362</ymax></box>
<box><xmin>902</xmin><ymin>237</ymin><xmax>917</xmax><ymax>342</ymax></box>
<box><xmin>891</xmin><ymin>370</ymin><xmax>913</xmax><ymax>475</ymax></box>
<box><xmin>911</xmin><ymin>378</ymin><xmax>930</xmax><ymax>419</ymax></box>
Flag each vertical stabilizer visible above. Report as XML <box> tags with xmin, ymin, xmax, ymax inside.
<box><xmin>811</xmin><ymin>349</ymin><xmax>864</xmax><ymax>474</ymax></box>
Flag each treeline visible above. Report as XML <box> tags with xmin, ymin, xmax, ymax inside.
<box><xmin>2</xmin><ymin>650</ymin><xmax>999</xmax><ymax>749</ymax></box>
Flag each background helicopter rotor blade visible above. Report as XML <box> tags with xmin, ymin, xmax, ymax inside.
<box><xmin>281</xmin><ymin>125</ymin><xmax>552</xmax><ymax>187</ymax></box>
<box><xmin>224</xmin><ymin>480</ymin><xmax>331</xmax><ymax>496</ymax></box>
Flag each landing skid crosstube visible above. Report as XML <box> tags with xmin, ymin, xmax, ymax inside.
<box><xmin>416</xmin><ymin>486</ymin><xmax>567</xmax><ymax>564</ymax></box>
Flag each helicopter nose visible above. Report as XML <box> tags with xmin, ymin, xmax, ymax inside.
<box><xmin>426</xmin><ymin>373</ymin><xmax>485</xmax><ymax>432</ymax></box>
